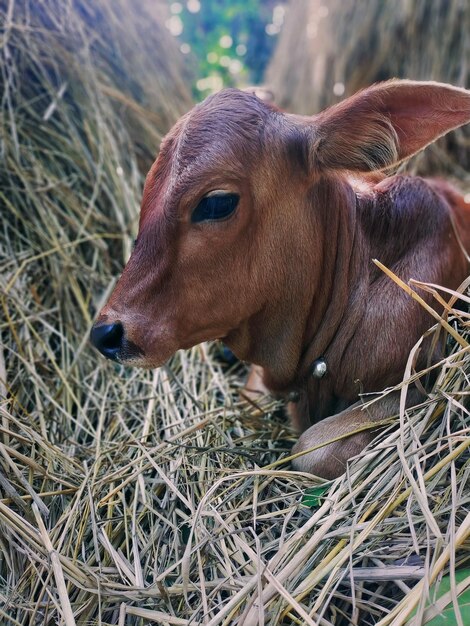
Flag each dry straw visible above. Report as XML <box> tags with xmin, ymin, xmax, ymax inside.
<box><xmin>1</xmin><ymin>0</ymin><xmax>470</xmax><ymax>625</ymax></box>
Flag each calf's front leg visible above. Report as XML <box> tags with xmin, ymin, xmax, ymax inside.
<box><xmin>291</xmin><ymin>391</ymin><xmax>420</xmax><ymax>479</ymax></box>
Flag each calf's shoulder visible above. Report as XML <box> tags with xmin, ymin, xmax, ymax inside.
<box><xmin>359</xmin><ymin>175</ymin><xmax>456</xmax><ymax>264</ymax></box>
<box><xmin>332</xmin><ymin>174</ymin><xmax>468</xmax><ymax>398</ymax></box>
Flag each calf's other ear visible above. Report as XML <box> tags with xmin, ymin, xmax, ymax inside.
<box><xmin>311</xmin><ymin>79</ymin><xmax>470</xmax><ymax>172</ymax></box>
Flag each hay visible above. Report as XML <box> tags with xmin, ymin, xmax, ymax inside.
<box><xmin>1</xmin><ymin>1</ymin><xmax>470</xmax><ymax>624</ymax></box>
<box><xmin>0</xmin><ymin>0</ymin><xmax>192</xmax><ymax>418</ymax></box>
<box><xmin>1</xmin><ymin>294</ymin><xmax>469</xmax><ymax>624</ymax></box>
<box><xmin>266</xmin><ymin>0</ymin><xmax>470</xmax><ymax>181</ymax></box>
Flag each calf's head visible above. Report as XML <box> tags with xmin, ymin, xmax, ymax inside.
<box><xmin>91</xmin><ymin>81</ymin><xmax>470</xmax><ymax>375</ymax></box>
<box><xmin>92</xmin><ymin>89</ymin><xmax>299</xmax><ymax>370</ymax></box>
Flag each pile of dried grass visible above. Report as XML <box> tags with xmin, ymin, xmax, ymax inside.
<box><xmin>266</xmin><ymin>0</ymin><xmax>470</xmax><ymax>180</ymax></box>
<box><xmin>1</xmin><ymin>1</ymin><xmax>470</xmax><ymax>625</ymax></box>
<box><xmin>2</xmin><ymin>297</ymin><xmax>469</xmax><ymax>625</ymax></box>
<box><xmin>0</xmin><ymin>0</ymin><xmax>191</xmax><ymax>422</ymax></box>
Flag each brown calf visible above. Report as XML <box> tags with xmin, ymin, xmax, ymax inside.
<box><xmin>91</xmin><ymin>80</ymin><xmax>470</xmax><ymax>479</ymax></box>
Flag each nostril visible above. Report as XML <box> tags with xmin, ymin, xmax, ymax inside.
<box><xmin>90</xmin><ymin>322</ymin><xmax>124</xmax><ymax>360</ymax></box>
<box><xmin>100</xmin><ymin>323</ymin><xmax>124</xmax><ymax>350</ymax></box>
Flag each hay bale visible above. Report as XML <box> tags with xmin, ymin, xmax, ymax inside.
<box><xmin>0</xmin><ymin>0</ymin><xmax>192</xmax><ymax>415</ymax></box>
<box><xmin>266</xmin><ymin>0</ymin><xmax>470</xmax><ymax>180</ymax></box>
<box><xmin>0</xmin><ymin>1</ymin><xmax>193</xmax><ymax>617</ymax></box>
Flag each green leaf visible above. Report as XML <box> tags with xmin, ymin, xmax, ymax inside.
<box><xmin>301</xmin><ymin>485</ymin><xmax>330</xmax><ymax>508</ymax></box>
<box><xmin>407</xmin><ymin>569</ymin><xmax>470</xmax><ymax>625</ymax></box>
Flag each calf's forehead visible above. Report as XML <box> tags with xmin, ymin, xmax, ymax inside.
<box><xmin>186</xmin><ymin>89</ymin><xmax>269</xmax><ymax>143</ymax></box>
<box><xmin>164</xmin><ymin>91</ymin><xmax>271</xmax><ymax>178</ymax></box>
<box><xmin>139</xmin><ymin>90</ymin><xmax>278</xmax><ymax>225</ymax></box>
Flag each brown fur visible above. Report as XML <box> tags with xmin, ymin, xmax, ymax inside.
<box><xmin>93</xmin><ymin>80</ymin><xmax>470</xmax><ymax>478</ymax></box>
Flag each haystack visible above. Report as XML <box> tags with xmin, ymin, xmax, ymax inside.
<box><xmin>266</xmin><ymin>0</ymin><xmax>470</xmax><ymax>180</ymax></box>
<box><xmin>1</xmin><ymin>0</ymin><xmax>469</xmax><ymax>624</ymax></box>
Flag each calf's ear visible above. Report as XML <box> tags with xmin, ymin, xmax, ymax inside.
<box><xmin>311</xmin><ymin>80</ymin><xmax>470</xmax><ymax>172</ymax></box>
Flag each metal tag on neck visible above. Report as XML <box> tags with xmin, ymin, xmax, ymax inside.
<box><xmin>310</xmin><ymin>357</ymin><xmax>327</xmax><ymax>379</ymax></box>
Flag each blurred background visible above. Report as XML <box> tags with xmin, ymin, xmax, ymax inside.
<box><xmin>0</xmin><ymin>1</ymin><xmax>469</xmax><ymax>623</ymax></box>
<box><xmin>164</xmin><ymin>0</ymin><xmax>284</xmax><ymax>95</ymax></box>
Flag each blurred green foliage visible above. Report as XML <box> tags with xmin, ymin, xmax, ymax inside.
<box><xmin>165</xmin><ymin>0</ymin><xmax>285</xmax><ymax>98</ymax></box>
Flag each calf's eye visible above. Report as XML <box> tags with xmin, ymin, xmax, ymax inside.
<box><xmin>191</xmin><ymin>192</ymin><xmax>239</xmax><ymax>223</ymax></box>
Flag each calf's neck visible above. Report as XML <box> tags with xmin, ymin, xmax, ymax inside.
<box><xmin>91</xmin><ymin>80</ymin><xmax>470</xmax><ymax>479</ymax></box>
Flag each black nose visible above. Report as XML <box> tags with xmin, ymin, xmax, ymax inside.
<box><xmin>90</xmin><ymin>322</ymin><xmax>124</xmax><ymax>360</ymax></box>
